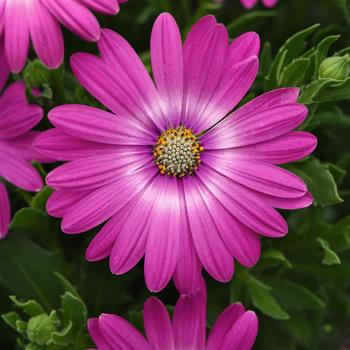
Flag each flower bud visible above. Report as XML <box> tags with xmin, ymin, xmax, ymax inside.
<box><xmin>319</xmin><ymin>55</ymin><xmax>350</xmax><ymax>81</ymax></box>
<box><xmin>26</xmin><ymin>314</ymin><xmax>57</xmax><ymax>346</ymax></box>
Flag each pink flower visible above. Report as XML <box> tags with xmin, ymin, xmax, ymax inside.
<box><xmin>88</xmin><ymin>286</ymin><xmax>258</xmax><ymax>350</ymax></box>
<box><xmin>0</xmin><ymin>46</ymin><xmax>45</xmax><ymax>239</ymax></box>
<box><xmin>0</xmin><ymin>0</ymin><xmax>127</xmax><ymax>73</ymax></box>
<box><xmin>241</xmin><ymin>0</ymin><xmax>279</xmax><ymax>8</ymax></box>
<box><xmin>35</xmin><ymin>13</ymin><xmax>316</xmax><ymax>294</ymax></box>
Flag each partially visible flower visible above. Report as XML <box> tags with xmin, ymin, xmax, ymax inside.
<box><xmin>35</xmin><ymin>13</ymin><xmax>316</xmax><ymax>294</ymax></box>
<box><xmin>0</xmin><ymin>0</ymin><xmax>127</xmax><ymax>73</ymax></box>
<box><xmin>0</xmin><ymin>44</ymin><xmax>45</xmax><ymax>239</ymax></box>
<box><xmin>241</xmin><ymin>0</ymin><xmax>279</xmax><ymax>8</ymax></box>
<box><xmin>319</xmin><ymin>55</ymin><xmax>350</xmax><ymax>81</ymax></box>
<box><xmin>88</xmin><ymin>285</ymin><xmax>258</xmax><ymax>350</ymax></box>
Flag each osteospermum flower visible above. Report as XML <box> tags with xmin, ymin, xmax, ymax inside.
<box><xmin>88</xmin><ymin>285</ymin><xmax>258</xmax><ymax>350</ymax></box>
<box><xmin>35</xmin><ymin>13</ymin><xmax>317</xmax><ymax>294</ymax></box>
<box><xmin>0</xmin><ymin>0</ymin><xmax>127</xmax><ymax>73</ymax></box>
<box><xmin>0</xmin><ymin>46</ymin><xmax>45</xmax><ymax>238</ymax></box>
<box><xmin>241</xmin><ymin>0</ymin><xmax>278</xmax><ymax>8</ymax></box>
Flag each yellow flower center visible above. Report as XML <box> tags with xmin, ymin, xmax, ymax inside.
<box><xmin>153</xmin><ymin>126</ymin><xmax>204</xmax><ymax>178</ymax></box>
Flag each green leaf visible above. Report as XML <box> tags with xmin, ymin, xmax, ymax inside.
<box><xmin>317</xmin><ymin>238</ymin><xmax>341</xmax><ymax>265</ymax></box>
<box><xmin>61</xmin><ymin>292</ymin><xmax>87</xmax><ymax>329</ymax></box>
<box><xmin>314</xmin><ymin>76</ymin><xmax>350</xmax><ymax>102</ymax></box>
<box><xmin>9</xmin><ymin>296</ymin><xmax>45</xmax><ymax>317</ymax></box>
<box><xmin>1</xmin><ymin>311</ymin><xmax>21</xmax><ymax>331</ymax></box>
<box><xmin>261</xmin><ymin>249</ymin><xmax>292</xmax><ymax>268</ymax></box>
<box><xmin>286</xmin><ymin>158</ymin><xmax>343</xmax><ymax>206</ymax></box>
<box><xmin>54</xmin><ymin>272</ymin><xmax>80</xmax><ymax>299</ymax></box>
<box><xmin>315</xmin><ymin>35</ymin><xmax>340</xmax><ymax>71</ymax></box>
<box><xmin>0</xmin><ymin>237</ymin><xmax>63</xmax><ymax>310</ymax></box>
<box><xmin>299</xmin><ymin>79</ymin><xmax>334</xmax><ymax>104</ymax></box>
<box><xmin>246</xmin><ymin>276</ymin><xmax>290</xmax><ymax>320</ymax></box>
<box><xmin>280</xmin><ymin>58</ymin><xmax>310</xmax><ymax>86</ymax></box>
<box><xmin>269</xmin><ymin>280</ymin><xmax>325</xmax><ymax>311</ymax></box>
<box><xmin>31</xmin><ymin>187</ymin><xmax>53</xmax><ymax>212</ymax></box>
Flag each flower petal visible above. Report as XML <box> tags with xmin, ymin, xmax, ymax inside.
<box><xmin>98</xmin><ymin>314</ymin><xmax>152</xmax><ymax>350</ymax></box>
<box><xmin>61</xmin><ymin>168</ymin><xmax>154</xmax><ymax>233</ymax></box>
<box><xmin>46</xmin><ymin>153</ymin><xmax>151</xmax><ymax>191</ymax></box>
<box><xmin>197</xmin><ymin>166</ymin><xmax>288</xmax><ymax>238</ymax></box>
<box><xmin>46</xmin><ymin>189</ymin><xmax>89</xmax><ymax>218</ymax></box>
<box><xmin>173</xmin><ymin>293</ymin><xmax>206</xmax><ymax>349</ymax></box>
<box><xmin>34</xmin><ymin>129</ymin><xmax>120</xmax><ymax>161</ymax></box>
<box><xmin>27</xmin><ymin>0</ymin><xmax>64</xmax><ymax>69</ymax></box>
<box><xmin>41</xmin><ymin>0</ymin><xmax>100</xmax><ymax>41</ymax></box>
<box><xmin>221</xmin><ymin>311</ymin><xmax>259</xmax><ymax>350</ymax></box>
<box><xmin>144</xmin><ymin>176</ymin><xmax>180</xmax><ymax>292</ymax></box>
<box><xmin>0</xmin><ymin>183</ymin><xmax>10</xmax><ymax>239</ymax></box>
<box><xmin>183</xmin><ymin>176</ymin><xmax>234</xmax><ymax>282</ymax></box>
<box><xmin>206</xmin><ymin>303</ymin><xmax>245</xmax><ymax>350</ymax></box>
<box><xmin>87</xmin><ymin>318</ymin><xmax>113</xmax><ymax>350</ymax></box>
<box><xmin>0</xmin><ymin>153</ymin><xmax>43</xmax><ymax>192</ymax></box>
<box><xmin>4</xmin><ymin>0</ymin><xmax>30</xmax><ymax>72</ymax></box>
<box><xmin>173</xmin><ymin>183</ymin><xmax>202</xmax><ymax>294</ymax></box>
<box><xmin>151</xmin><ymin>13</ymin><xmax>183</xmax><ymax>127</ymax></box>
<box><xmin>0</xmin><ymin>41</ymin><xmax>9</xmax><ymax>92</ymax></box>
<box><xmin>48</xmin><ymin>104</ymin><xmax>155</xmax><ymax>145</ymax></box>
<box><xmin>79</xmin><ymin>0</ymin><xmax>120</xmax><ymax>14</ymax></box>
<box><xmin>143</xmin><ymin>297</ymin><xmax>175</xmax><ymax>350</ymax></box>
<box><xmin>231</xmin><ymin>131</ymin><xmax>317</xmax><ymax>164</ymax></box>
<box><xmin>71</xmin><ymin>51</ymin><xmax>162</xmax><ymax>133</ymax></box>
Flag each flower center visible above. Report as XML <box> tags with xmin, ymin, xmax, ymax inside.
<box><xmin>153</xmin><ymin>126</ymin><xmax>204</xmax><ymax>177</ymax></box>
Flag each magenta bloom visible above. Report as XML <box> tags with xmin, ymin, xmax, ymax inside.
<box><xmin>35</xmin><ymin>13</ymin><xmax>316</xmax><ymax>294</ymax></box>
<box><xmin>0</xmin><ymin>47</ymin><xmax>45</xmax><ymax>238</ymax></box>
<box><xmin>0</xmin><ymin>0</ymin><xmax>127</xmax><ymax>73</ymax></box>
<box><xmin>88</xmin><ymin>288</ymin><xmax>258</xmax><ymax>350</ymax></box>
<box><xmin>241</xmin><ymin>0</ymin><xmax>278</xmax><ymax>8</ymax></box>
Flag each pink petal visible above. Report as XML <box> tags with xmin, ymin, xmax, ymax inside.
<box><xmin>109</xmin><ymin>170</ymin><xmax>161</xmax><ymax>275</ymax></box>
<box><xmin>231</xmin><ymin>131</ymin><xmax>317</xmax><ymax>164</ymax></box>
<box><xmin>225</xmin><ymin>32</ymin><xmax>260</xmax><ymax>69</ymax></box>
<box><xmin>221</xmin><ymin>311</ymin><xmax>259</xmax><ymax>350</ymax></box>
<box><xmin>87</xmin><ymin>318</ymin><xmax>113</xmax><ymax>350</ymax></box>
<box><xmin>0</xmin><ymin>83</ymin><xmax>43</xmax><ymax>140</ymax></box>
<box><xmin>261</xmin><ymin>191</ymin><xmax>314</xmax><ymax>210</ymax></box>
<box><xmin>61</xmin><ymin>168</ymin><xmax>153</xmax><ymax>233</ymax></box>
<box><xmin>85</xmin><ymin>203</ymin><xmax>132</xmax><ymax>261</ymax></box>
<box><xmin>197</xmin><ymin>167</ymin><xmax>288</xmax><ymax>238</ymax></box>
<box><xmin>0</xmin><ymin>183</ymin><xmax>10</xmax><ymax>239</ymax></box>
<box><xmin>4</xmin><ymin>0</ymin><xmax>30</xmax><ymax>73</ymax></box>
<box><xmin>34</xmin><ymin>129</ymin><xmax>121</xmax><ymax>161</ymax></box>
<box><xmin>173</xmin><ymin>184</ymin><xmax>202</xmax><ymax>294</ymax></box>
<box><xmin>173</xmin><ymin>293</ymin><xmax>206</xmax><ymax>349</ymax></box>
<box><xmin>197</xmin><ymin>55</ymin><xmax>259</xmax><ymax>131</ymax></box>
<box><xmin>27</xmin><ymin>0</ymin><xmax>64</xmax><ymax>69</ymax></box>
<box><xmin>98</xmin><ymin>314</ymin><xmax>152</xmax><ymax>350</ymax></box>
<box><xmin>46</xmin><ymin>189</ymin><xmax>89</xmax><ymax>218</ymax></box>
<box><xmin>144</xmin><ymin>177</ymin><xmax>180</xmax><ymax>292</ymax></box>
<box><xmin>183</xmin><ymin>176</ymin><xmax>234</xmax><ymax>282</ymax></box>
<box><xmin>263</xmin><ymin>0</ymin><xmax>279</xmax><ymax>7</ymax></box>
<box><xmin>206</xmin><ymin>303</ymin><xmax>245</xmax><ymax>350</ymax></box>
<box><xmin>79</xmin><ymin>0</ymin><xmax>120</xmax><ymax>14</ymax></box>
<box><xmin>143</xmin><ymin>297</ymin><xmax>175</xmax><ymax>350</ymax></box>
<box><xmin>71</xmin><ymin>51</ymin><xmax>163</xmax><ymax>133</ymax></box>
<box><xmin>151</xmin><ymin>13</ymin><xmax>183</xmax><ymax>127</ymax></box>
<box><xmin>0</xmin><ymin>41</ymin><xmax>9</xmax><ymax>91</ymax></box>
<box><xmin>0</xmin><ymin>153</ymin><xmax>43</xmax><ymax>192</ymax></box>
<box><xmin>46</xmin><ymin>152</ymin><xmax>151</xmax><ymax>191</ymax></box>
<box><xmin>204</xmin><ymin>153</ymin><xmax>307</xmax><ymax>198</ymax></box>
<box><xmin>182</xmin><ymin>23</ymin><xmax>229</xmax><ymax>133</ymax></box>
<box><xmin>48</xmin><ymin>104</ymin><xmax>155</xmax><ymax>145</ymax></box>
<box><xmin>41</xmin><ymin>0</ymin><xmax>100</xmax><ymax>41</ymax></box>
<box><xmin>241</xmin><ymin>0</ymin><xmax>258</xmax><ymax>8</ymax></box>
<box><xmin>203</xmin><ymin>103</ymin><xmax>308</xmax><ymax>149</ymax></box>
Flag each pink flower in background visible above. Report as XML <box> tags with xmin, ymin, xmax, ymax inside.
<box><xmin>241</xmin><ymin>0</ymin><xmax>278</xmax><ymax>8</ymax></box>
<box><xmin>0</xmin><ymin>47</ymin><xmax>45</xmax><ymax>239</ymax></box>
<box><xmin>35</xmin><ymin>13</ymin><xmax>316</xmax><ymax>294</ymax></box>
<box><xmin>0</xmin><ymin>0</ymin><xmax>127</xmax><ymax>73</ymax></box>
<box><xmin>88</xmin><ymin>284</ymin><xmax>258</xmax><ymax>350</ymax></box>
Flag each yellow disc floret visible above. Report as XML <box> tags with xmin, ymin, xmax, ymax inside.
<box><xmin>153</xmin><ymin>126</ymin><xmax>204</xmax><ymax>178</ymax></box>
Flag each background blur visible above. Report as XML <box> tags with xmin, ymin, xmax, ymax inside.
<box><xmin>1</xmin><ymin>0</ymin><xmax>350</xmax><ymax>349</ymax></box>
